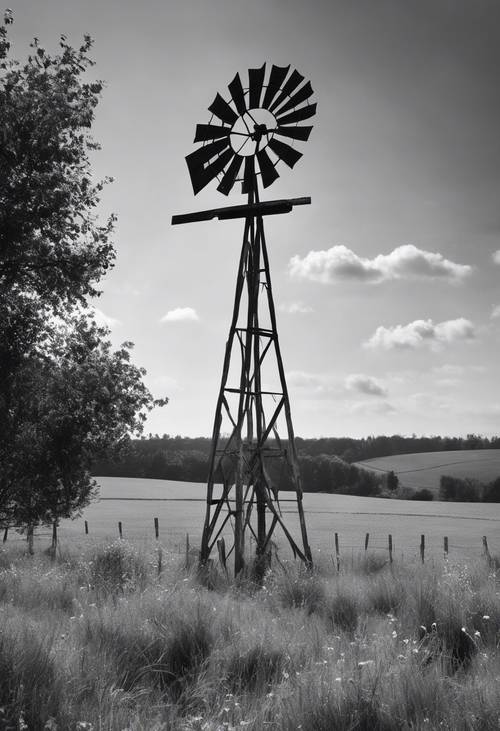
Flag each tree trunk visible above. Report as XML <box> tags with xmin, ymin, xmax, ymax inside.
<box><xmin>27</xmin><ymin>523</ymin><xmax>34</xmax><ymax>555</ymax></box>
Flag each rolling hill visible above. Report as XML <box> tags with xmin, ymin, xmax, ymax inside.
<box><xmin>354</xmin><ymin>449</ymin><xmax>500</xmax><ymax>495</ymax></box>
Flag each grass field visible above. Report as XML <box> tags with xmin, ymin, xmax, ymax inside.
<box><xmin>0</xmin><ymin>537</ymin><xmax>499</xmax><ymax>729</ymax></box>
<box><xmin>45</xmin><ymin>476</ymin><xmax>500</xmax><ymax>564</ymax></box>
<box><xmin>355</xmin><ymin>449</ymin><xmax>500</xmax><ymax>495</ymax></box>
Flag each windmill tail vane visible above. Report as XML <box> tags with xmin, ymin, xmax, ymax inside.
<box><xmin>172</xmin><ymin>63</ymin><xmax>316</xmax><ymax>576</ymax></box>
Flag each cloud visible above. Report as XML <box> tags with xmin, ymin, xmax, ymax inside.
<box><xmin>345</xmin><ymin>373</ymin><xmax>388</xmax><ymax>397</ymax></box>
<box><xmin>286</xmin><ymin>371</ymin><xmax>342</xmax><ymax>398</ymax></box>
<box><xmin>92</xmin><ymin>307</ymin><xmax>121</xmax><ymax>328</ymax></box>
<box><xmin>365</xmin><ymin>317</ymin><xmax>475</xmax><ymax>350</ymax></box>
<box><xmin>279</xmin><ymin>302</ymin><xmax>313</xmax><ymax>314</ymax></box>
<box><xmin>160</xmin><ymin>307</ymin><xmax>199</xmax><ymax>323</ymax></box>
<box><xmin>493</xmin><ymin>250</ymin><xmax>500</xmax><ymax>265</ymax></box>
<box><xmin>349</xmin><ymin>400</ymin><xmax>397</xmax><ymax>415</ymax></box>
<box><xmin>491</xmin><ymin>304</ymin><xmax>500</xmax><ymax>319</ymax></box>
<box><xmin>289</xmin><ymin>244</ymin><xmax>471</xmax><ymax>284</ymax></box>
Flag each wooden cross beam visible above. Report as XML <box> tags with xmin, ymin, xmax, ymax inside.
<box><xmin>171</xmin><ymin>196</ymin><xmax>311</xmax><ymax>226</ymax></box>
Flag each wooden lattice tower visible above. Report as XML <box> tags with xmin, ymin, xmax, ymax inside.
<box><xmin>172</xmin><ymin>64</ymin><xmax>316</xmax><ymax>574</ymax></box>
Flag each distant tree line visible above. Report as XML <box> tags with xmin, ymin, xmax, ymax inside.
<box><xmin>439</xmin><ymin>475</ymin><xmax>500</xmax><ymax>503</ymax></box>
<box><xmin>92</xmin><ymin>432</ymin><xmax>500</xmax><ymax>477</ymax></box>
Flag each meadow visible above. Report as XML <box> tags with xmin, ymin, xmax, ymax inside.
<box><xmin>0</xmin><ymin>537</ymin><xmax>498</xmax><ymax>730</ymax></box>
<box><xmin>53</xmin><ymin>477</ymin><xmax>500</xmax><ymax>564</ymax></box>
<box><xmin>354</xmin><ymin>449</ymin><xmax>500</xmax><ymax>496</ymax></box>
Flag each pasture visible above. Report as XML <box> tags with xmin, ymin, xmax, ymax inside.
<box><xmin>355</xmin><ymin>448</ymin><xmax>500</xmax><ymax>495</ymax></box>
<box><xmin>52</xmin><ymin>476</ymin><xmax>500</xmax><ymax>563</ymax></box>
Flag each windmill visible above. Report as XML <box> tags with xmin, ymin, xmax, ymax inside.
<box><xmin>172</xmin><ymin>64</ymin><xmax>316</xmax><ymax>575</ymax></box>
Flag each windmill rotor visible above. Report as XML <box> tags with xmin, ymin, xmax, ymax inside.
<box><xmin>186</xmin><ymin>63</ymin><xmax>316</xmax><ymax>196</ymax></box>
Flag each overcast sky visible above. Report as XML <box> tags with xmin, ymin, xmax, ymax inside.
<box><xmin>8</xmin><ymin>0</ymin><xmax>500</xmax><ymax>438</ymax></box>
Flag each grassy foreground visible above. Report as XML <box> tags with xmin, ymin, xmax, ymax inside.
<box><xmin>0</xmin><ymin>541</ymin><xmax>499</xmax><ymax>730</ymax></box>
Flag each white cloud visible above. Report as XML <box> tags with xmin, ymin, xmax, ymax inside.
<box><xmin>286</xmin><ymin>371</ymin><xmax>342</xmax><ymax>398</ymax></box>
<box><xmin>349</xmin><ymin>400</ymin><xmax>397</xmax><ymax>415</ymax></box>
<box><xmin>160</xmin><ymin>307</ymin><xmax>199</xmax><ymax>323</ymax></box>
<box><xmin>345</xmin><ymin>373</ymin><xmax>388</xmax><ymax>397</ymax></box>
<box><xmin>491</xmin><ymin>304</ymin><xmax>500</xmax><ymax>319</ymax></box>
<box><xmin>365</xmin><ymin>317</ymin><xmax>475</xmax><ymax>350</ymax></box>
<box><xmin>279</xmin><ymin>302</ymin><xmax>313</xmax><ymax>314</ymax></box>
<box><xmin>92</xmin><ymin>307</ymin><xmax>121</xmax><ymax>328</ymax></box>
<box><xmin>492</xmin><ymin>250</ymin><xmax>500</xmax><ymax>265</ymax></box>
<box><xmin>289</xmin><ymin>244</ymin><xmax>471</xmax><ymax>284</ymax></box>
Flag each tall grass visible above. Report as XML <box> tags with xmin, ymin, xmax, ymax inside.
<box><xmin>0</xmin><ymin>541</ymin><xmax>498</xmax><ymax>729</ymax></box>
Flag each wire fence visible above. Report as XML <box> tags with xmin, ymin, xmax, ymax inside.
<box><xmin>1</xmin><ymin>519</ymin><xmax>497</xmax><ymax>569</ymax></box>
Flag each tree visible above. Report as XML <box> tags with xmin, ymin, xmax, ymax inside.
<box><xmin>1</xmin><ymin>313</ymin><xmax>166</xmax><ymax>540</ymax></box>
<box><xmin>0</xmin><ymin>14</ymin><xmax>166</xmax><ymax>537</ymax></box>
<box><xmin>386</xmin><ymin>470</ymin><xmax>399</xmax><ymax>492</ymax></box>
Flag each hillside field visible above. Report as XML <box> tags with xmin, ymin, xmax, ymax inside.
<box><xmin>355</xmin><ymin>449</ymin><xmax>500</xmax><ymax>495</ymax></box>
<box><xmin>50</xmin><ymin>476</ymin><xmax>500</xmax><ymax>563</ymax></box>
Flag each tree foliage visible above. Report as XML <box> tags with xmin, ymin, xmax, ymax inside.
<box><xmin>0</xmin><ymin>10</ymin><xmax>115</xmax><ymax>308</ymax></box>
<box><xmin>0</xmin><ymin>13</ymin><xmax>166</xmax><ymax>530</ymax></box>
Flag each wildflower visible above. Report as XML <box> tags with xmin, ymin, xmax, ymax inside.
<box><xmin>358</xmin><ymin>660</ymin><xmax>374</xmax><ymax>668</ymax></box>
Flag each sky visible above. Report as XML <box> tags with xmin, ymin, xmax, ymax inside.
<box><xmin>7</xmin><ymin>0</ymin><xmax>500</xmax><ymax>439</ymax></box>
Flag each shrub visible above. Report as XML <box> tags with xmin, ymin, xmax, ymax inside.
<box><xmin>87</xmin><ymin>540</ymin><xmax>149</xmax><ymax>594</ymax></box>
<box><xmin>412</xmin><ymin>488</ymin><xmax>434</xmax><ymax>501</ymax></box>
<box><xmin>324</xmin><ymin>590</ymin><xmax>359</xmax><ymax>635</ymax></box>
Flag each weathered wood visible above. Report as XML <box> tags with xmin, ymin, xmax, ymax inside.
<box><xmin>365</xmin><ymin>533</ymin><xmax>369</xmax><ymax>552</ymax></box>
<box><xmin>388</xmin><ymin>534</ymin><xmax>393</xmax><ymax>563</ymax></box>
<box><xmin>444</xmin><ymin>536</ymin><xmax>448</xmax><ymax>558</ymax></box>
<box><xmin>3</xmin><ymin>527</ymin><xmax>8</xmax><ymax>543</ymax></box>
<box><xmin>420</xmin><ymin>534</ymin><xmax>425</xmax><ymax>563</ymax></box>
<box><xmin>84</xmin><ymin>520</ymin><xmax>89</xmax><ymax>535</ymax></box>
<box><xmin>118</xmin><ymin>521</ymin><xmax>123</xmax><ymax>539</ymax></box>
<box><xmin>172</xmin><ymin>196</ymin><xmax>311</xmax><ymax>225</ymax></box>
<box><xmin>334</xmin><ymin>532</ymin><xmax>340</xmax><ymax>571</ymax></box>
<box><xmin>198</xmin><ymin>188</ymin><xmax>312</xmax><ymax>574</ymax></box>
<box><xmin>154</xmin><ymin>517</ymin><xmax>159</xmax><ymax>540</ymax></box>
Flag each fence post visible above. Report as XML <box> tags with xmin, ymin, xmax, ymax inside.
<box><xmin>482</xmin><ymin>536</ymin><xmax>491</xmax><ymax>562</ymax></box>
<box><xmin>388</xmin><ymin>534</ymin><xmax>393</xmax><ymax>564</ymax></box>
<box><xmin>364</xmin><ymin>533</ymin><xmax>369</xmax><ymax>552</ymax></box>
<box><xmin>118</xmin><ymin>521</ymin><xmax>123</xmax><ymax>539</ymax></box>
<box><xmin>154</xmin><ymin>517</ymin><xmax>159</xmax><ymax>540</ymax></box>
<box><xmin>3</xmin><ymin>527</ymin><xmax>8</xmax><ymax>543</ymax></box>
<box><xmin>84</xmin><ymin>520</ymin><xmax>88</xmax><ymax>535</ymax></box>
<box><xmin>444</xmin><ymin>536</ymin><xmax>448</xmax><ymax>559</ymax></box>
<box><xmin>420</xmin><ymin>534</ymin><xmax>425</xmax><ymax>563</ymax></box>
<box><xmin>217</xmin><ymin>537</ymin><xmax>228</xmax><ymax>574</ymax></box>
<box><xmin>334</xmin><ymin>532</ymin><xmax>340</xmax><ymax>572</ymax></box>
<box><xmin>185</xmin><ymin>533</ymin><xmax>190</xmax><ymax>567</ymax></box>
<box><xmin>52</xmin><ymin>522</ymin><xmax>57</xmax><ymax>549</ymax></box>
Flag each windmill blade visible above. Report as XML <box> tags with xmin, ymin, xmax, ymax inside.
<box><xmin>273</xmin><ymin>81</ymin><xmax>314</xmax><ymax>117</ymax></box>
<box><xmin>208</xmin><ymin>93</ymin><xmax>238</xmax><ymax>126</ymax></box>
<box><xmin>257</xmin><ymin>148</ymin><xmax>280</xmax><ymax>188</ymax></box>
<box><xmin>262</xmin><ymin>64</ymin><xmax>290</xmax><ymax>109</ymax></box>
<box><xmin>186</xmin><ymin>139</ymin><xmax>231</xmax><ymax>194</ymax></box>
<box><xmin>217</xmin><ymin>154</ymin><xmax>243</xmax><ymax>195</ymax></box>
<box><xmin>274</xmin><ymin>125</ymin><xmax>313</xmax><ymax>142</ymax></box>
<box><xmin>242</xmin><ymin>156</ymin><xmax>256</xmax><ymax>194</ymax></box>
<box><xmin>194</xmin><ymin>123</ymin><xmax>231</xmax><ymax>143</ymax></box>
<box><xmin>187</xmin><ymin>148</ymin><xmax>233</xmax><ymax>195</ymax></box>
<box><xmin>267</xmin><ymin>137</ymin><xmax>302</xmax><ymax>168</ymax></box>
<box><xmin>248</xmin><ymin>64</ymin><xmax>266</xmax><ymax>109</ymax></box>
<box><xmin>228</xmin><ymin>72</ymin><xmax>247</xmax><ymax>116</ymax></box>
<box><xmin>276</xmin><ymin>103</ymin><xmax>317</xmax><ymax>126</ymax></box>
<box><xmin>269</xmin><ymin>69</ymin><xmax>305</xmax><ymax>112</ymax></box>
